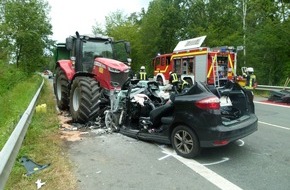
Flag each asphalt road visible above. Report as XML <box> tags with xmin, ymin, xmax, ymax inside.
<box><xmin>66</xmin><ymin>97</ymin><xmax>290</xmax><ymax>190</ymax></box>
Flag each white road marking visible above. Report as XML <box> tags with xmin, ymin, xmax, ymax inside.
<box><xmin>202</xmin><ymin>157</ymin><xmax>230</xmax><ymax>166</ymax></box>
<box><xmin>158</xmin><ymin>146</ymin><xmax>243</xmax><ymax>190</ymax></box>
<box><xmin>235</xmin><ymin>139</ymin><xmax>245</xmax><ymax>147</ymax></box>
<box><xmin>254</xmin><ymin>101</ymin><xmax>290</xmax><ymax>108</ymax></box>
<box><xmin>158</xmin><ymin>154</ymin><xmax>171</xmax><ymax>160</ymax></box>
<box><xmin>259</xmin><ymin>121</ymin><xmax>290</xmax><ymax>130</ymax></box>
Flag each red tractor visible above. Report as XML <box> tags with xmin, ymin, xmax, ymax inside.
<box><xmin>53</xmin><ymin>32</ymin><xmax>131</xmax><ymax>123</ymax></box>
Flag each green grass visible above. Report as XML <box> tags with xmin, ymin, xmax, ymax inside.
<box><xmin>0</xmin><ymin>74</ymin><xmax>42</xmax><ymax>149</ymax></box>
<box><xmin>253</xmin><ymin>89</ymin><xmax>270</xmax><ymax>98</ymax></box>
<box><xmin>0</xmin><ymin>73</ymin><xmax>77</xmax><ymax>190</ymax></box>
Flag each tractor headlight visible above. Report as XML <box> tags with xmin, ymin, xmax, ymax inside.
<box><xmin>108</xmin><ymin>67</ymin><xmax>121</xmax><ymax>73</ymax></box>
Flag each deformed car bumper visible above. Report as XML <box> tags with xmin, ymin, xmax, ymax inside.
<box><xmin>199</xmin><ymin>113</ymin><xmax>258</xmax><ymax>147</ymax></box>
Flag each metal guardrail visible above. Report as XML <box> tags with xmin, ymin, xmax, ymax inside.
<box><xmin>0</xmin><ymin>80</ymin><xmax>44</xmax><ymax>190</ymax></box>
<box><xmin>255</xmin><ymin>85</ymin><xmax>290</xmax><ymax>91</ymax></box>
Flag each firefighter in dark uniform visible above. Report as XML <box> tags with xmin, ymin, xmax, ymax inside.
<box><xmin>169</xmin><ymin>71</ymin><xmax>179</xmax><ymax>92</ymax></box>
<box><xmin>169</xmin><ymin>71</ymin><xmax>190</xmax><ymax>93</ymax></box>
<box><xmin>137</xmin><ymin>66</ymin><xmax>148</xmax><ymax>80</ymax></box>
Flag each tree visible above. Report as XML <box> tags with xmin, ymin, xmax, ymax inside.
<box><xmin>0</xmin><ymin>0</ymin><xmax>53</xmax><ymax>73</ymax></box>
<box><xmin>246</xmin><ymin>0</ymin><xmax>290</xmax><ymax>85</ymax></box>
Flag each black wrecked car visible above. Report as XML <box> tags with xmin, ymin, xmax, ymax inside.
<box><xmin>105</xmin><ymin>79</ymin><xmax>258</xmax><ymax>158</ymax></box>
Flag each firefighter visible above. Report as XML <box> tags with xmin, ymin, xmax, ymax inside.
<box><xmin>246</xmin><ymin>67</ymin><xmax>256</xmax><ymax>88</ymax></box>
<box><xmin>169</xmin><ymin>71</ymin><xmax>180</xmax><ymax>92</ymax></box>
<box><xmin>137</xmin><ymin>66</ymin><xmax>148</xmax><ymax>80</ymax></box>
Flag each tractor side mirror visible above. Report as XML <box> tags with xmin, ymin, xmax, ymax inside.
<box><xmin>66</xmin><ymin>37</ymin><xmax>73</xmax><ymax>51</ymax></box>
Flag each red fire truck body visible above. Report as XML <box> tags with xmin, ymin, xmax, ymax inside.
<box><xmin>152</xmin><ymin>36</ymin><xmax>237</xmax><ymax>87</ymax></box>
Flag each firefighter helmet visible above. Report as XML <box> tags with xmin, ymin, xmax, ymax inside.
<box><xmin>246</xmin><ymin>67</ymin><xmax>254</xmax><ymax>72</ymax></box>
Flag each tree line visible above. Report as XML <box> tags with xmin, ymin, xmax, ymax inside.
<box><xmin>0</xmin><ymin>0</ymin><xmax>289</xmax><ymax>85</ymax></box>
<box><xmin>95</xmin><ymin>0</ymin><xmax>290</xmax><ymax>86</ymax></box>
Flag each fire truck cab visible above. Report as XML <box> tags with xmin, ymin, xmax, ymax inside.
<box><xmin>152</xmin><ymin>36</ymin><xmax>237</xmax><ymax>87</ymax></box>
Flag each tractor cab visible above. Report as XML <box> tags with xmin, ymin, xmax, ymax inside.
<box><xmin>65</xmin><ymin>33</ymin><xmax>131</xmax><ymax>73</ymax></box>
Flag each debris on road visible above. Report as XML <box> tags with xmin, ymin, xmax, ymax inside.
<box><xmin>58</xmin><ymin>111</ymin><xmax>112</xmax><ymax>141</ymax></box>
<box><xmin>35</xmin><ymin>179</ymin><xmax>46</xmax><ymax>189</ymax></box>
<box><xmin>19</xmin><ymin>156</ymin><xmax>50</xmax><ymax>176</ymax></box>
<box><xmin>268</xmin><ymin>90</ymin><xmax>290</xmax><ymax>104</ymax></box>
<box><xmin>35</xmin><ymin>104</ymin><xmax>47</xmax><ymax>113</ymax></box>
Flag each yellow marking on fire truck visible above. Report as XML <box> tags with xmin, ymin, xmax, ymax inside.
<box><xmin>207</xmin><ymin>54</ymin><xmax>217</xmax><ymax>78</ymax></box>
<box><xmin>228</xmin><ymin>54</ymin><xmax>235</xmax><ymax>74</ymax></box>
<box><xmin>154</xmin><ymin>65</ymin><xmax>169</xmax><ymax>73</ymax></box>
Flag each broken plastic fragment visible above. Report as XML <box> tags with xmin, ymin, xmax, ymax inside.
<box><xmin>20</xmin><ymin>156</ymin><xmax>50</xmax><ymax>176</ymax></box>
<box><xmin>35</xmin><ymin>179</ymin><xmax>46</xmax><ymax>189</ymax></box>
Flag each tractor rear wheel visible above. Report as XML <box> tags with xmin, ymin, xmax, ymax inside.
<box><xmin>54</xmin><ymin>67</ymin><xmax>69</xmax><ymax>110</ymax></box>
<box><xmin>70</xmin><ymin>77</ymin><xmax>101</xmax><ymax>123</ymax></box>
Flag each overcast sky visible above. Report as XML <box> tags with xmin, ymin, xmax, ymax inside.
<box><xmin>47</xmin><ymin>0</ymin><xmax>152</xmax><ymax>42</ymax></box>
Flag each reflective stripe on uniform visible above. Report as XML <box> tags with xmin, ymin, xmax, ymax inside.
<box><xmin>172</xmin><ymin>73</ymin><xmax>178</xmax><ymax>83</ymax></box>
<box><xmin>139</xmin><ymin>72</ymin><xmax>147</xmax><ymax>80</ymax></box>
<box><xmin>181</xmin><ymin>80</ymin><xmax>189</xmax><ymax>89</ymax></box>
<box><xmin>249</xmin><ymin>75</ymin><xmax>256</xmax><ymax>87</ymax></box>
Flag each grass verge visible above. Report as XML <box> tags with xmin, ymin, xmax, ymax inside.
<box><xmin>4</xmin><ymin>78</ymin><xmax>77</xmax><ymax>190</ymax></box>
<box><xmin>0</xmin><ymin>74</ymin><xmax>42</xmax><ymax>149</ymax></box>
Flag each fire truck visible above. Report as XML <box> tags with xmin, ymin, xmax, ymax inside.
<box><xmin>152</xmin><ymin>36</ymin><xmax>237</xmax><ymax>87</ymax></box>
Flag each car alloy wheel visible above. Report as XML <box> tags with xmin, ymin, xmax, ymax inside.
<box><xmin>171</xmin><ymin>125</ymin><xmax>200</xmax><ymax>158</ymax></box>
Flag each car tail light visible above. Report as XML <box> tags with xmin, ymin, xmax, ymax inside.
<box><xmin>195</xmin><ymin>96</ymin><xmax>220</xmax><ymax>110</ymax></box>
<box><xmin>213</xmin><ymin>139</ymin><xmax>229</xmax><ymax>146</ymax></box>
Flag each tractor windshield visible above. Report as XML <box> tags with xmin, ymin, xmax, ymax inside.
<box><xmin>82</xmin><ymin>40</ymin><xmax>129</xmax><ymax>63</ymax></box>
<box><xmin>83</xmin><ymin>40</ymin><xmax>113</xmax><ymax>59</ymax></box>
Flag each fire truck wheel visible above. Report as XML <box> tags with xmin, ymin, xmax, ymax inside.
<box><xmin>70</xmin><ymin>77</ymin><xmax>101</xmax><ymax>123</ymax></box>
<box><xmin>54</xmin><ymin>67</ymin><xmax>69</xmax><ymax>110</ymax></box>
<box><xmin>157</xmin><ymin>76</ymin><xmax>164</xmax><ymax>86</ymax></box>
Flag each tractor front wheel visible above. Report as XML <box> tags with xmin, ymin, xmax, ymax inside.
<box><xmin>70</xmin><ymin>77</ymin><xmax>101</xmax><ymax>123</ymax></box>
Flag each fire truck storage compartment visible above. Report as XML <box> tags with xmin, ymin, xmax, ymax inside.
<box><xmin>195</xmin><ymin>55</ymin><xmax>207</xmax><ymax>82</ymax></box>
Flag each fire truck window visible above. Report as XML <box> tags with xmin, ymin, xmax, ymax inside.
<box><xmin>161</xmin><ymin>57</ymin><xmax>165</xmax><ymax>66</ymax></box>
<box><xmin>154</xmin><ymin>57</ymin><xmax>160</xmax><ymax>70</ymax></box>
<box><xmin>166</xmin><ymin>57</ymin><xmax>170</xmax><ymax>65</ymax></box>
<box><xmin>182</xmin><ymin>60</ymin><xmax>187</xmax><ymax>74</ymax></box>
<box><xmin>188</xmin><ymin>60</ymin><xmax>193</xmax><ymax>74</ymax></box>
<box><xmin>174</xmin><ymin>59</ymin><xmax>182</xmax><ymax>75</ymax></box>
<box><xmin>156</xmin><ymin>58</ymin><xmax>160</xmax><ymax>65</ymax></box>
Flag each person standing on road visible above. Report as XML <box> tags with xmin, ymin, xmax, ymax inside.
<box><xmin>137</xmin><ymin>66</ymin><xmax>148</xmax><ymax>80</ymax></box>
